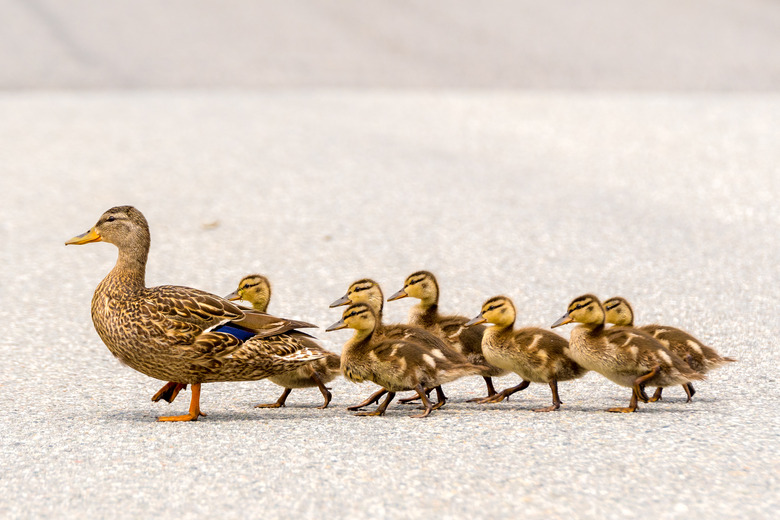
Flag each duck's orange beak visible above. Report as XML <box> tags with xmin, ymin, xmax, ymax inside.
<box><xmin>66</xmin><ymin>228</ymin><xmax>101</xmax><ymax>245</ymax></box>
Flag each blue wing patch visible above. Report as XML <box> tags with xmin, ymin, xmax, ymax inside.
<box><xmin>213</xmin><ymin>323</ymin><xmax>256</xmax><ymax>341</ymax></box>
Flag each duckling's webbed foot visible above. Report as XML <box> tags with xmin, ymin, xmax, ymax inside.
<box><xmin>347</xmin><ymin>389</ymin><xmax>387</xmax><ymax>411</ymax></box>
<box><xmin>684</xmin><ymin>383</ymin><xmax>696</xmax><ymax>402</ymax></box>
<box><xmin>312</xmin><ymin>372</ymin><xmax>333</xmax><ymax>409</ymax></box>
<box><xmin>533</xmin><ymin>380</ymin><xmax>562</xmax><ymax>412</ymax></box>
<box><xmin>255</xmin><ymin>388</ymin><xmax>291</xmax><ymax>408</ymax></box>
<box><xmin>633</xmin><ymin>366</ymin><xmax>660</xmax><ymax>403</ymax></box>
<box><xmin>430</xmin><ymin>386</ymin><xmax>446</xmax><ymax>410</ymax></box>
<box><xmin>410</xmin><ymin>384</ymin><xmax>433</xmax><ymax>418</ymax></box>
<box><xmin>477</xmin><ymin>380</ymin><xmax>530</xmax><ymax>404</ymax></box>
<box><xmin>467</xmin><ymin>376</ymin><xmax>498</xmax><ymax>402</ymax></box>
<box><xmin>399</xmin><ymin>387</ymin><xmax>433</xmax><ymax>404</ymax></box>
<box><xmin>647</xmin><ymin>387</ymin><xmax>663</xmax><ymax>402</ymax></box>
<box><xmin>355</xmin><ymin>392</ymin><xmax>396</xmax><ymax>416</ymax></box>
<box><xmin>607</xmin><ymin>388</ymin><xmax>639</xmax><ymax>413</ymax></box>
<box><xmin>152</xmin><ymin>382</ymin><xmax>187</xmax><ymax>403</ymax></box>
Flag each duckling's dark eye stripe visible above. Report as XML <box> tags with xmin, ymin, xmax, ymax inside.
<box><xmin>407</xmin><ymin>278</ymin><xmax>425</xmax><ymax>286</ymax></box>
<box><xmin>352</xmin><ymin>285</ymin><xmax>371</xmax><ymax>293</ymax></box>
<box><xmin>605</xmin><ymin>303</ymin><xmax>619</xmax><ymax>310</ymax></box>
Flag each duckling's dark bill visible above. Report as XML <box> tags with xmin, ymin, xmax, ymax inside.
<box><xmin>387</xmin><ymin>289</ymin><xmax>408</xmax><ymax>301</ymax></box>
<box><xmin>551</xmin><ymin>314</ymin><xmax>573</xmax><ymax>328</ymax></box>
<box><xmin>224</xmin><ymin>290</ymin><xmax>240</xmax><ymax>301</ymax></box>
<box><xmin>65</xmin><ymin>228</ymin><xmax>102</xmax><ymax>245</ymax></box>
<box><xmin>329</xmin><ymin>295</ymin><xmax>351</xmax><ymax>308</ymax></box>
<box><xmin>326</xmin><ymin>319</ymin><xmax>347</xmax><ymax>332</ymax></box>
<box><xmin>465</xmin><ymin>314</ymin><xmax>486</xmax><ymax>327</ymax></box>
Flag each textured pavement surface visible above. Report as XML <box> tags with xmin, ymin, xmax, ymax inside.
<box><xmin>0</xmin><ymin>91</ymin><xmax>778</xmax><ymax>518</ymax></box>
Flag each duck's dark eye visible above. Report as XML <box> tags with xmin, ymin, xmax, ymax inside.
<box><xmin>243</xmin><ymin>283</ymin><xmax>251</xmax><ymax>289</ymax></box>
<box><xmin>107</xmin><ymin>216</ymin><xmax>115</xmax><ymax>222</ymax></box>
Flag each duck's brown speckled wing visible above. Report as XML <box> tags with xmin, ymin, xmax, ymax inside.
<box><xmin>143</xmin><ymin>285</ymin><xmax>245</xmax><ymax>329</ymax></box>
<box><xmin>131</xmin><ymin>285</ymin><xmax>322</xmax><ymax>382</ymax></box>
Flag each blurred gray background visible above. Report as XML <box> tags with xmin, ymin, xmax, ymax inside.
<box><xmin>1</xmin><ymin>1</ymin><xmax>778</xmax><ymax>519</ymax></box>
<box><xmin>2</xmin><ymin>0</ymin><xmax>779</xmax><ymax>90</ymax></box>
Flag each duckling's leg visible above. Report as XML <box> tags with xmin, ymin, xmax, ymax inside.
<box><xmin>152</xmin><ymin>382</ymin><xmax>187</xmax><ymax>403</ymax></box>
<box><xmin>158</xmin><ymin>383</ymin><xmax>204</xmax><ymax>421</ymax></box>
<box><xmin>632</xmin><ymin>366</ymin><xmax>660</xmax><ymax>403</ymax></box>
<box><xmin>399</xmin><ymin>387</ymin><xmax>433</xmax><ymax>404</ymax></box>
<box><xmin>683</xmin><ymin>383</ymin><xmax>696</xmax><ymax>402</ymax></box>
<box><xmin>255</xmin><ymin>388</ymin><xmax>292</xmax><ymax>408</ymax></box>
<box><xmin>648</xmin><ymin>387</ymin><xmax>663</xmax><ymax>402</ymax></box>
<box><xmin>607</xmin><ymin>388</ymin><xmax>639</xmax><ymax>413</ymax></box>
<box><xmin>430</xmin><ymin>386</ymin><xmax>447</xmax><ymax>410</ymax></box>
<box><xmin>355</xmin><ymin>392</ymin><xmax>396</xmax><ymax>416</ymax></box>
<box><xmin>533</xmin><ymin>379</ymin><xmax>562</xmax><ymax>412</ymax></box>
<box><xmin>467</xmin><ymin>377</ymin><xmax>498</xmax><ymax>402</ymax></box>
<box><xmin>477</xmin><ymin>380</ymin><xmax>530</xmax><ymax>404</ymax></box>
<box><xmin>410</xmin><ymin>384</ymin><xmax>434</xmax><ymax>418</ymax></box>
<box><xmin>347</xmin><ymin>389</ymin><xmax>387</xmax><ymax>411</ymax></box>
<box><xmin>311</xmin><ymin>373</ymin><xmax>333</xmax><ymax>409</ymax></box>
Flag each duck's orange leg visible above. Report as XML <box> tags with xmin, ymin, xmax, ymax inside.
<box><xmin>158</xmin><ymin>383</ymin><xmax>205</xmax><ymax>422</ymax></box>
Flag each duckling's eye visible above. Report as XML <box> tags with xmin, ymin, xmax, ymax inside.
<box><xmin>107</xmin><ymin>216</ymin><xmax>116</xmax><ymax>222</ymax></box>
<box><xmin>242</xmin><ymin>283</ymin><xmax>251</xmax><ymax>289</ymax></box>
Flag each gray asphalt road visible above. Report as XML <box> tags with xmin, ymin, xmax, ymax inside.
<box><xmin>0</xmin><ymin>91</ymin><xmax>777</xmax><ymax>518</ymax></box>
<box><xmin>1</xmin><ymin>0</ymin><xmax>780</xmax><ymax>90</ymax></box>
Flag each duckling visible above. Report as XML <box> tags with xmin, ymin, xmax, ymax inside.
<box><xmin>464</xmin><ymin>296</ymin><xmax>586</xmax><ymax>411</ymax></box>
<box><xmin>222</xmin><ymin>274</ymin><xmax>341</xmax><ymax>409</ymax></box>
<box><xmin>552</xmin><ymin>294</ymin><xmax>704</xmax><ymax>413</ymax></box>
<box><xmin>604</xmin><ymin>296</ymin><xmax>736</xmax><ymax>402</ymax></box>
<box><xmin>388</xmin><ymin>271</ymin><xmax>507</xmax><ymax>400</ymax></box>
<box><xmin>66</xmin><ymin>206</ymin><xmax>329</xmax><ymax>421</ymax></box>
<box><xmin>326</xmin><ymin>303</ymin><xmax>484</xmax><ymax>418</ymax></box>
<box><xmin>330</xmin><ymin>279</ymin><xmax>474</xmax><ymax>410</ymax></box>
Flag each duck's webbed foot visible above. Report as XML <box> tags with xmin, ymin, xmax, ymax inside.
<box><xmin>158</xmin><ymin>383</ymin><xmax>205</xmax><ymax>421</ymax></box>
<box><xmin>152</xmin><ymin>382</ymin><xmax>187</xmax><ymax>403</ymax></box>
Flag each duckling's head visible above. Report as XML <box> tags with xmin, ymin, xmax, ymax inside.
<box><xmin>329</xmin><ymin>279</ymin><xmax>384</xmax><ymax>314</ymax></box>
<box><xmin>465</xmin><ymin>296</ymin><xmax>516</xmax><ymax>329</ymax></box>
<box><xmin>388</xmin><ymin>271</ymin><xmax>439</xmax><ymax>306</ymax></box>
<box><xmin>66</xmin><ymin>206</ymin><xmax>150</xmax><ymax>254</ymax></box>
<box><xmin>552</xmin><ymin>294</ymin><xmax>605</xmax><ymax>328</ymax></box>
<box><xmin>225</xmin><ymin>274</ymin><xmax>272</xmax><ymax>312</ymax></box>
<box><xmin>325</xmin><ymin>303</ymin><xmax>378</xmax><ymax>335</ymax></box>
<box><xmin>603</xmin><ymin>296</ymin><xmax>634</xmax><ymax>326</ymax></box>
